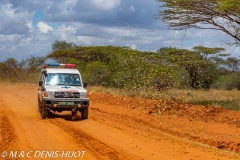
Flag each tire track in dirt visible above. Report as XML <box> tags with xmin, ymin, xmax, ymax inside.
<box><xmin>48</xmin><ymin>109</ymin><xmax>240</xmax><ymax>160</ymax></box>
<box><xmin>0</xmin><ymin>84</ymin><xmax>139</xmax><ymax>160</ymax></box>
<box><xmin>89</xmin><ymin>91</ymin><xmax>240</xmax><ymax>154</ymax></box>
<box><xmin>90</xmin><ymin>106</ymin><xmax>240</xmax><ymax>154</ymax></box>
<box><xmin>1</xmin><ymin>84</ymin><xmax>240</xmax><ymax>160</ymax></box>
<box><xmin>90</xmin><ymin>106</ymin><xmax>240</xmax><ymax>159</ymax></box>
<box><xmin>0</xmin><ymin>85</ymin><xmax>97</xmax><ymax>160</ymax></box>
<box><xmin>0</xmin><ymin>95</ymin><xmax>18</xmax><ymax>153</ymax></box>
<box><xmin>49</xmin><ymin>119</ymin><xmax>137</xmax><ymax>160</ymax></box>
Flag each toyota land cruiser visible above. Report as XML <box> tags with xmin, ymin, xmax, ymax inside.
<box><xmin>37</xmin><ymin>63</ymin><xmax>89</xmax><ymax>119</ymax></box>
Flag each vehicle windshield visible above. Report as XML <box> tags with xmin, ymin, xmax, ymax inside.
<box><xmin>46</xmin><ymin>73</ymin><xmax>81</xmax><ymax>86</ymax></box>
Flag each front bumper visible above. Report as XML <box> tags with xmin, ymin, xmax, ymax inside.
<box><xmin>43</xmin><ymin>97</ymin><xmax>89</xmax><ymax>110</ymax></box>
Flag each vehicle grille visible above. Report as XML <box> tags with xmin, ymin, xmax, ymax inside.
<box><xmin>54</xmin><ymin>92</ymin><xmax>80</xmax><ymax>98</ymax></box>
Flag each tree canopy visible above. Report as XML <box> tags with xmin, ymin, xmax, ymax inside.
<box><xmin>155</xmin><ymin>0</ymin><xmax>240</xmax><ymax>44</ymax></box>
<box><xmin>1</xmin><ymin>39</ymin><xmax>240</xmax><ymax>90</ymax></box>
<box><xmin>157</xmin><ymin>46</ymin><xmax>226</xmax><ymax>88</ymax></box>
<box><xmin>52</xmin><ymin>40</ymin><xmax>77</xmax><ymax>52</ymax></box>
<box><xmin>47</xmin><ymin>43</ymin><xmax>236</xmax><ymax>89</ymax></box>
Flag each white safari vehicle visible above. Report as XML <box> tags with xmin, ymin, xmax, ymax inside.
<box><xmin>37</xmin><ymin>63</ymin><xmax>89</xmax><ymax>119</ymax></box>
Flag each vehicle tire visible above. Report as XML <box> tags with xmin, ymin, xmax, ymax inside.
<box><xmin>81</xmin><ymin>108</ymin><xmax>88</xmax><ymax>119</ymax></box>
<box><xmin>41</xmin><ymin>106</ymin><xmax>49</xmax><ymax>119</ymax></box>
<box><xmin>71</xmin><ymin>111</ymin><xmax>76</xmax><ymax>116</ymax></box>
<box><xmin>38</xmin><ymin>99</ymin><xmax>42</xmax><ymax>113</ymax></box>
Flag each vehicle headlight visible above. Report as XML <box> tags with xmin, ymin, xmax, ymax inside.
<box><xmin>44</xmin><ymin>91</ymin><xmax>54</xmax><ymax>98</ymax></box>
<box><xmin>80</xmin><ymin>92</ymin><xmax>87</xmax><ymax>98</ymax></box>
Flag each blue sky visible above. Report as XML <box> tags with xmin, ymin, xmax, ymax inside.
<box><xmin>0</xmin><ymin>0</ymin><xmax>239</xmax><ymax>61</ymax></box>
<box><xmin>33</xmin><ymin>10</ymin><xmax>44</xmax><ymax>26</ymax></box>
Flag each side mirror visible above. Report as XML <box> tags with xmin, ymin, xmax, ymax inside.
<box><xmin>83</xmin><ymin>82</ymin><xmax>87</xmax><ymax>88</ymax></box>
<box><xmin>42</xmin><ymin>70</ymin><xmax>47</xmax><ymax>75</ymax></box>
<box><xmin>39</xmin><ymin>81</ymin><xmax>43</xmax><ymax>86</ymax></box>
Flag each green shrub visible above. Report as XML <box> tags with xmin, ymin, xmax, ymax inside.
<box><xmin>214</xmin><ymin>73</ymin><xmax>240</xmax><ymax>90</ymax></box>
<box><xmin>83</xmin><ymin>62</ymin><xmax>111</xmax><ymax>86</ymax></box>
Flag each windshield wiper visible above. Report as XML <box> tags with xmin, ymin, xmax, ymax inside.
<box><xmin>57</xmin><ymin>83</ymin><xmax>66</xmax><ymax>85</ymax></box>
<box><xmin>69</xmin><ymin>84</ymin><xmax>81</xmax><ymax>86</ymax></box>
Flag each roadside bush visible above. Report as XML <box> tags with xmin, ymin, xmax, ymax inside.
<box><xmin>83</xmin><ymin>62</ymin><xmax>111</xmax><ymax>86</ymax></box>
<box><xmin>214</xmin><ymin>73</ymin><xmax>240</xmax><ymax>90</ymax></box>
<box><xmin>109</xmin><ymin>56</ymin><xmax>182</xmax><ymax>90</ymax></box>
<box><xmin>224</xmin><ymin>73</ymin><xmax>240</xmax><ymax>90</ymax></box>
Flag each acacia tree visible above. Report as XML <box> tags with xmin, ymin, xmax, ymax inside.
<box><xmin>193</xmin><ymin>46</ymin><xmax>225</xmax><ymax>60</ymax></box>
<box><xmin>155</xmin><ymin>0</ymin><xmax>240</xmax><ymax>44</ymax></box>
<box><xmin>0</xmin><ymin>58</ymin><xmax>25</xmax><ymax>80</ymax></box>
<box><xmin>52</xmin><ymin>40</ymin><xmax>77</xmax><ymax>52</ymax></box>
<box><xmin>25</xmin><ymin>56</ymin><xmax>46</xmax><ymax>74</ymax></box>
<box><xmin>225</xmin><ymin>57</ymin><xmax>240</xmax><ymax>71</ymax></box>
<box><xmin>157</xmin><ymin>46</ymin><xmax>225</xmax><ymax>88</ymax></box>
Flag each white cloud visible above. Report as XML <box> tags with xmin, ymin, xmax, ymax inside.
<box><xmin>0</xmin><ymin>34</ymin><xmax>22</xmax><ymax>43</ymax></box>
<box><xmin>37</xmin><ymin>22</ymin><xmax>54</xmax><ymax>33</ymax></box>
<box><xmin>56</xmin><ymin>25</ymin><xmax>76</xmax><ymax>34</ymax></box>
<box><xmin>25</xmin><ymin>21</ymin><xmax>35</xmax><ymax>33</ymax></box>
<box><xmin>65</xmin><ymin>0</ymin><xmax>78</xmax><ymax>7</ymax></box>
<box><xmin>126</xmin><ymin>44</ymin><xmax>137</xmax><ymax>49</ymax></box>
<box><xmin>0</xmin><ymin>4</ymin><xmax>31</xmax><ymax>35</ymax></box>
<box><xmin>90</xmin><ymin>0</ymin><xmax>121</xmax><ymax>10</ymax></box>
<box><xmin>19</xmin><ymin>37</ymin><xmax>33</xmax><ymax>45</ymax></box>
<box><xmin>53</xmin><ymin>25</ymin><xmax>77</xmax><ymax>40</ymax></box>
<box><xmin>130</xmin><ymin>5</ymin><xmax>136</xmax><ymax>12</ymax></box>
<box><xmin>76</xmin><ymin>36</ymin><xmax>95</xmax><ymax>45</ymax></box>
<box><xmin>0</xmin><ymin>0</ymin><xmax>239</xmax><ymax>61</ymax></box>
<box><xmin>102</xmin><ymin>27</ymin><xmax>136</xmax><ymax>37</ymax></box>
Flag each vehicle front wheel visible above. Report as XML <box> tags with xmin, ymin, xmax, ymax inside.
<box><xmin>38</xmin><ymin>99</ymin><xmax>42</xmax><ymax>113</ymax></box>
<box><xmin>81</xmin><ymin>108</ymin><xmax>88</xmax><ymax>119</ymax></box>
<box><xmin>41</xmin><ymin>106</ymin><xmax>49</xmax><ymax>119</ymax></box>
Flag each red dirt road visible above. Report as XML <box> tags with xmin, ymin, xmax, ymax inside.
<box><xmin>0</xmin><ymin>83</ymin><xmax>240</xmax><ymax>160</ymax></box>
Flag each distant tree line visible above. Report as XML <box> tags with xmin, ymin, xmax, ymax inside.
<box><xmin>1</xmin><ymin>40</ymin><xmax>240</xmax><ymax>90</ymax></box>
<box><xmin>0</xmin><ymin>56</ymin><xmax>46</xmax><ymax>83</ymax></box>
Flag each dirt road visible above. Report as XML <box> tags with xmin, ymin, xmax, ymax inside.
<box><xmin>0</xmin><ymin>83</ymin><xmax>240</xmax><ymax>160</ymax></box>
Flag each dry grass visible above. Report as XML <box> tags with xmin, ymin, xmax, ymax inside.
<box><xmin>165</xmin><ymin>89</ymin><xmax>239</xmax><ymax>101</ymax></box>
<box><xmin>1</xmin><ymin>82</ymin><xmax>238</xmax><ymax>110</ymax></box>
<box><xmin>88</xmin><ymin>86</ymin><xmax>240</xmax><ymax>110</ymax></box>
